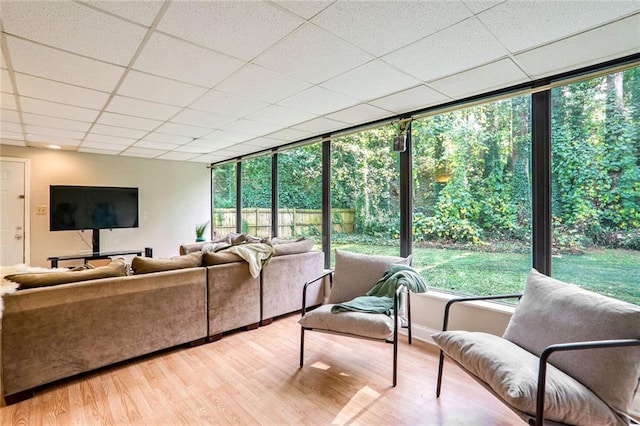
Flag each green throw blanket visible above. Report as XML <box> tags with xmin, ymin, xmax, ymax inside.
<box><xmin>331</xmin><ymin>264</ymin><xmax>428</xmax><ymax>315</ymax></box>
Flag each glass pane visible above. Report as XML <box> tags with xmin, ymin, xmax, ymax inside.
<box><xmin>330</xmin><ymin>125</ymin><xmax>400</xmax><ymax>265</ymax></box>
<box><xmin>551</xmin><ymin>67</ymin><xmax>640</xmax><ymax>305</ymax></box>
<box><xmin>277</xmin><ymin>143</ymin><xmax>322</xmax><ymax>247</ymax></box>
<box><xmin>212</xmin><ymin>163</ymin><xmax>237</xmax><ymax>237</ymax></box>
<box><xmin>241</xmin><ymin>156</ymin><xmax>272</xmax><ymax>238</ymax></box>
<box><xmin>412</xmin><ymin>96</ymin><xmax>532</xmax><ymax>297</ymax></box>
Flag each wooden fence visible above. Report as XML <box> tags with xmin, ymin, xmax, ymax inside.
<box><xmin>212</xmin><ymin>208</ymin><xmax>355</xmax><ymax>238</ymax></box>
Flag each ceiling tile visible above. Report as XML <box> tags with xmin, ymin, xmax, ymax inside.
<box><xmin>243</xmin><ymin>137</ymin><xmax>282</xmax><ymax>148</ymax></box>
<box><xmin>173</xmin><ymin>144</ymin><xmax>212</xmax><ymax>154</ymax></box>
<box><xmin>479</xmin><ymin>1</ymin><xmax>640</xmax><ymax>53</ymax></box>
<box><xmin>96</xmin><ymin>111</ymin><xmax>162</xmax><ymax>131</ymax></box>
<box><xmin>158</xmin><ymin>1</ymin><xmax>303</xmax><ymax>61</ymax></box>
<box><xmin>6</xmin><ymin>36</ymin><xmax>125</xmax><ymax>92</ymax></box>
<box><xmin>1</xmin><ymin>121</ymin><xmax>22</xmax><ymax>133</ymax></box>
<box><xmin>116</xmin><ymin>70</ymin><xmax>208</xmax><ymax>106</ymax></box>
<box><xmin>27</xmin><ymin>135</ymin><xmax>81</xmax><ymax>147</ymax></box>
<box><xmin>25</xmin><ymin>124</ymin><xmax>86</xmax><ymax>140</ymax></box>
<box><xmin>90</xmin><ymin>123</ymin><xmax>147</xmax><ymax>139</ymax></box>
<box><xmin>248</xmin><ymin>105</ymin><xmax>316</xmax><ymax>127</ymax></box>
<box><xmin>321</xmin><ymin>60</ymin><xmax>421</xmax><ymax>101</ymax></box>
<box><xmin>0</xmin><ymin>1</ymin><xmax>147</xmax><ymax>65</ymax></box>
<box><xmin>279</xmin><ymin>86</ymin><xmax>360</xmax><ymax>115</ymax></box>
<box><xmin>1</xmin><ymin>69</ymin><xmax>13</xmax><ymax>93</ymax></box>
<box><xmin>428</xmin><ymin>59</ymin><xmax>529</xmax><ymax>99</ymax></box>
<box><xmin>312</xmin><ymin>1</ymin><xmax>471</xmax><ymax>57</ymax></box>
<box><xmin>80</xmin><ymin>141</ymin><xmax>125</xmax><ymax>152</ymax></box>
<box><xmin>0</xmin><ymin>48</ymin><xmax>6</xmax><ymax>69</ymax></box>
<box><xmin>171</xmin><ymin>108</ymin><xmax>236</xmax><ymax>130</ymax></box>
<box><xmin>254</xmin><ymin>24</ymin><xmax>373</xmax><ymax>84</ymax></box>
<box><xmin>369</xmin><ymin>85</ymin><xmax>450</xmax><ymax>114</ymax></box>
<box><xmin>157</xmin><ymin>151</ymin><xmax>201</xmax><ymax>161</ymax></box>
<box><xmin>134</xmin><ymin>140</ymin><xmax>180</xmax><ymax>150</ymax></box>
<box><xmin>266</xmin><ymin>127</ymin><xmax>312</xmax><ymax>142</ymax></box>
<box><xmin>22</xmin><ymin>113</ymin><xmax>92</xmax><ymax>132</ymax></box>
<box><xmin>325</xmin><ymin>104</ymin><xmax>392</xmax><ymax>125</ymax></box>
<box><xmin>106</xmin><ymin>95</ymin><xmax>182</xmax><ymax>121</ymax></box>
<box><xmin>0</xmin><ymin>134</ymin><xmax>26</xmax><ymax>144</ymax></box>
<box><xmin>383</xmin><ymin>17</ymin><xmax>509</xmax><ymax>82</ymax></box>
<box><xmin>120</xmin><ymin>146</ymin><xmax>166</xmax><ymax>158</ymax></box>
<box><xmin>155</xmin><ymin>122</ymin><xmax>212</xmax><ymax>139</ymax></box>
<box><xmin>78</xmin><ymin>146</ymin><xmax>123</xmax><ymax>155</ymax></box>
<box><xmin>83</xmin><ymin>133</ymin><xmax>136</xmax><ymax>145</ymax></box>
<box><xmin>141</xmin><ymin>132</ymin><xmax>192</xmax><ymax>145</ymax></box>
<box><xmin>222</xmin><ymin>118</ymin><xmax>282</xmax><ymax>137</ymax></box>
<box><xmin>80</xmin><ymin>0</ymin><xmax>165</xmax><ymax>26</ymax></box>
<box><xmin>1</xmin><ymin>109</ymin><xmax>20</xmax><ymax>123</ymax></box>
<box><xmin>189</xmin><ymin>153</ymin><xmax>228</xmax><ymax>163</ymax></box>
<box><xmin>463</xmin><ymin>1</ymin><xmax>505</xmax><ymax>14</ymax></box>
<box><xmin>190</xmin><ymin>90</ymin><xmax>269</xmax><ymax>118</ymax></box>
<box><xmin>0</xmin><ymin>93</ymin><xmax>17</xmax><ymax>110</ymax></box>
<box><xmin>132</xmin><ymin>32</ymin><xmax>245</xmax><ymax>88</ymax></box>
<box><xmin>20</xmin><ymin>97</ymin><xmax>100</xmax><ymax>122</ymax></box>
<box><xmin>274</xmin><ymin>1</ymin><xmax>333</xmax><ymax>19</ymax></box>
<box><xmin>199</xmin><ymin>130</ymin><xmax>253</xmax><ymax>147</ymax></box>
<box><xmin>292</xmin><ymin>117</ymin><xmax>345</xmax><ymax>134</ymax></box>
<box><xmin>514</xmin><ymin>14</ymin><xmax>640</xmax><ymax>78</ymax></box>
<box><xmin>15</xmin><ymin>73</ymin><xmax>110</xmax><ymax>109</ymax></box>
<box><xmin>216</xmin><ymin>64</ymin><xmax>311</xmax><ymax>103</ymax></box>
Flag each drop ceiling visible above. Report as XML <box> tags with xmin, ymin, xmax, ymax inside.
<box><xmin>1</xmin><ymin>0</ymin><xmax>639</xmax><ymax>163</ymax></box>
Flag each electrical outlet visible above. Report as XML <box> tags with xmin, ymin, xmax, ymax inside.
<box><xmin>36</xmin><ymin>206</ymin><xmax>47</xmax><ymax>215</ymax></box>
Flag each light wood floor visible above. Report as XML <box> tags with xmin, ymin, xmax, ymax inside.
<box><xmin>0</xmin><ymin>314</ymin><xmax>525</xmax><ymax>425</ymax></box>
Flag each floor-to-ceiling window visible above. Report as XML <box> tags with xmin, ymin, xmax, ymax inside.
<box><xmin>212</xmin><ymin>162</ymin><xmax>237</xmax><ymax>236</ymax></box>
<box><xmin>241</xmin><ymin>155</ymin><xmax>272</xmax><ymax>238</ymax></box>
<box><xmin>551</xmin><ymin>66</ymin><xmax>640</xmax><ymax>305</ymax></box>
<box><xmin>411</xmin><ymin>95</ymin><xmax>533</xmax><ymax>297</ymax></box>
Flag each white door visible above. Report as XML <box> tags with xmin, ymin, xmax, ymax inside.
<box><xmin>0</xmin><ymin>160</ymin><xmax>26</xmax><ymax>265</ymax></box>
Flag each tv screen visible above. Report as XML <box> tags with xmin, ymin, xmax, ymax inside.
<box><xmin>50</xmin><ymin>185</ymin><xmax>139</xmax><ymax>231</ymax></box>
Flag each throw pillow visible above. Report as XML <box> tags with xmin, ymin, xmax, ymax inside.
<box><xmin>272</xmin><ymin>237</ymin><xmax>316</xmax><ymax>256</ymax></box>
<box><xmin>131</xmin><ymin>252</ymin><xmax>203</xmax><ymax>274</ymax></box>
<box><xmin>328</xmin><ymin>250</ymin><xmax>412</xmax><ymax>304</ymax></box>
<box><xmin>5</xmin><ymin>259</ymin><xmax>127</xmax><ymax>289</ymax></box>
<box><xmin>503</xmin><ymin>268</ymin><xmax>640</xmax><ymax>419</ymax></box>
<box><xmin>202</xmin><ymin>251</ymin><xmax>244</xmax><ymax>266</ymax></box>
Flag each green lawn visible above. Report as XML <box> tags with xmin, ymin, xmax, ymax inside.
<box><xmin>331</xmin><ymin>243</ymin><xmax>640</xmax><ymax>306</ymax></box>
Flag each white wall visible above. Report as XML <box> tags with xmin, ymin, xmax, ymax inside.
<box><xmin>1</xmin><ymin>145</ymin><xmax>211</xmax><ymax>267</ymax></box>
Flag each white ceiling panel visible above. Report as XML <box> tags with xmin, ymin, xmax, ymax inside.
<box><xmin>117</xmin><ymin>70</ymin><xmax>207</xmax><ymax>106</ymax></box>
<box><xmin>1</xmin><ymin>121</ymin><xmax>22</xmax><ymax>133</ymax></box>
<box><xmin>170</xmin><ymin>108</ymin><xmax>237</xmax><ymax>130</ymax></box>
<box><xmin>6</xmin><ymin>36</ymin><xmax>125</xmax><ymax>92</ymax></box>
<box><xmin>1</xmin><ymin>69</ymin><xmax>13</xmax><ymax>93</ymax></box>
<box><xmin>158</xmin><ymin>1</ymin><xmax>303</xmax><ymax>61</ymax></box>
<box><xmin>90</xmin><ymin>123</ymin><xmax>147</xmax><ymax>139</ymax></box>
<box><xmin>199</xmin><ymin>130</ymin><xmax>254</xmax><ymax>147</ymax></box>
<box><xmin>254</xmin><ymin>24</ymin><xmax>373</xmax><ymax>84</ymax></box>
<box><xmin>189</xmin><ymin>153</ymin><xmax>228</xmax><ymax>163</ymax></box>
<box><xmin>20</xmin><ymin>97</ymin><xmax>100</xmax><ymax>123</ymax></box>
<box><xmin>312</xmin><ymin>1</ymin><xmax>471</xmax><ymax>57</ymax></box>
<box><xmin>27</xmin><ymin>136</ymin><xmax>81</xmax><ymax>147</ymax></box>
<box><xmin>80</xmin><ymin>141</ymin><xmax>125</xmax><ymax>152</ymax></box>
<box><xmin>369</xmin><ymin>85</ymin><xmax>450</xmax><ymax>114</ymax></box>
<box><xmin>190</xmin><ymin>90</ymin><xmax>269</xmax><ymax>118</ymax></box>
<box><xmin>216</xmin><ymin>64</ymin><xmax>311</xmax><ymax>104</ymax></box>
<box><xmin>515</xmin><ymin>14</ymin><xmax>640</xmax><ymax>79</ymax></box>
<box><xmin>106</xmin><ymin>95</ymin><xmax>182</xmax><ymax>121</ymax></box>
<box><xmin>222</xmin><ymin>118</ymin><xmax>282</xmax><ymax>137</ymax></box>
<box><xmin>248</xmin><ymin>105</ymin><xmax>317</xmax><ymax>127</ymax></box>
<box><xmin>80</xmin><ymin>0</ymin><xmax>165</xmax><ymax>27</ymax></box>
<box><xmin>463</xmin><ymin>1</ymin><xmax>505</xmax><ymax>14</ymax></box>
<box><xmin>15</xmin><ymin>73</ymin><xmax>110</xmax><ymax>109</ymax></box>
<box><xmin>96</xmin><ymin>111</ymin><xmax>162</xmax><ymax>131</ymax></box>
<box><xmin>132</xmin><ymin>32</ymin><xmax>245</xmax><ymax>88</ymax></box>
<box><xmin>279</xmin><ymin>86</ymin><xmax>359</xmax><ymax>116</ymax></box>
<box><xmin>383</xmin><ymin>17</ymin><xmax>509</xmax><ymax>82</ymax></box>
<box><xmin>0</xmin><ymin>47</ymin><xmax>6</xmax><ymax>69</ymax></box>
<box><xmin>21</xmin><ymin>113</ymin><xmax>92</xmax><ymax>132</ymax></box>
<box><xmin>0</xmin><ymin>93</ymin><xmax>17</xmax><ymax>110</ymax></box>
<box><xmin>0</xmin><ymin>1</ymin><xmax>147</xmax><ymax>65</ymax></box>
<box><xmin>1</xmin><ymin>109</ymin><xmax>20</xmax><ymax>123</ymax></box>
<box><xmin>25</xmin><ymin>124</ymin><xmax>85</xmax><ymax>140</ymax></box>
<box><xmin>429</xmin><ymin>59</ymin><xmax>529</xmax><ymax>99</ymax></box>
<box><xmin>157</xmin><ymin>151</ymin><xmax>201</xmax><ymax>161</ymax></box>
<box><xmin>275</xmin><ymin>0</ymin><xmax>333</xmax><ymax>20</ymax></box>
<box><xmin>141</xmin><ymin>132</ymin><xmax>192</xmax><ymax>145</ymax></box>
<box><xmin>120</xmin><ymin>146</ymin><xmax>167</xmax><ymax>158</ymax></box>
<box><xmin>83</xmin><ymin>133</ymin><xmax>136</xmax><ymax>145</ymax></box>
<box><xmin>0</xmin><ymin>133</ymin><xmax>26</xmax><ymax>144</ymax></box>
<box><xmin>325</xmin><ymin>104</ymin><xmax>392</xmax><ymax>125</ymax></box>
<box><xmin>78</xmin><ymin>146</ymin><xmax>123</xmax><ymax>155</ymax></box>
<box><xmin>154</xmin><ymin>122</ymin><xmax>212</xmax><ymax>139</ymax></box>
<box><xmin>292</xmin><ymin>117</ymin><xmax>345</xmax><ymax>133</ymax></box>
<box><xmin>244</xmin><ymin>137</ymin><xmax>282</xmax><ymax>148</ymax></box>
<box><xmin>134</xmin><ymin>140</ymin><xmax>181</xmax><ymax>151</ymax></box>
<box><xmin>266</xmin><ymin>128</ymin><xmax>313</xmax><ymax>142</ymax></box>
<box><xmin>173</xmin><ymin>144</ymin><xmax>211</xmax><ymax>154</ymax></box>
<box><xmin>479</xmin><ymin>1</ymin><xmax>640</xmax><ymax>53</ymax></box>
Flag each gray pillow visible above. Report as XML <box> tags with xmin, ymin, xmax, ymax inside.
<box><xmin>328</xmin><ymin>250</ymin><xmax>412</xmax><ymax>304</ymax></box>
<box><xmin>131</xmin><ymin>252</ymin><xmax>203</xmax><ymax>274</ymax></box>
<box><xmin>503</xmin><ymin>268</ymin><xmax>640</xmax><ymax>419</ymax></box>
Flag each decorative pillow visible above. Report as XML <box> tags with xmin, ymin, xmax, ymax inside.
<box><xmin>179</xmin><ymin>234</ymin><xmax>232</xmax><ymax>255</ymax></box>
<box><xmin>503</xmin><ymin>268</ymin><xmax>640</xmax><ymax>419</ymax></box>
<box><xmin>432</xmin><ymin>331</ymin><xmax>621</xmax><ymax>425</ymax></box>
<box><xmin>299</xmin><ymin>304</ymin><xmax>394</xmax><ymax>340</ymax></box>
<box><xmin>328</xmin><ymin>250</ymin><xmax>412</xmax><ymax>304</ymax></box>
<box><xmin>5</xmin><ymin>259</ymin><xmax>127</xmax><ymax>289</ymax></box>
<box><xmin>272</xmin><ymin>237</ymin><xmax>316</xmax><ymax>256</ymax></box>
<box><xmin>202</xmin><ymin>251</ymin><xmax>244</xmax><ymax>266</ymax></box>
<box><xmin>131</xmin><ymin>252</ymin><xmax>202</xmax><ymax>274</ymax></box>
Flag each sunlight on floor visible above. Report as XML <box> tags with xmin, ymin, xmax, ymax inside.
<box><xmin>332</xmin><ymin>385</ymin><xmax>381</xmax><ymax>426</ymax></box>
<box><xmin>310</xmin><ymin>361</ymin><xmax>331</xmax><ymax>371</ymax></box>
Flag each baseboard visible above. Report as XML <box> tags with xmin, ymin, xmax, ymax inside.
<box><xmin>400</xmin><ymin>324</ymin><xmax>439</xmax><ymax>348</ymax></box>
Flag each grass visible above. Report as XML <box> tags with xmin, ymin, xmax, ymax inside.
<box><xmin>331</xmin><ymin>243</ymin><xmax>640</xmax><ymax>306</ymax></box>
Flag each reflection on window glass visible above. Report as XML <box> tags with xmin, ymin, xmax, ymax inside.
<box><xmin>412</xmin><ymin>96</ymin><xmax>533</xmax><ymax>297</ymax></box>
<box><xmin>241</xmin><ymin>156</ymin><xmax>272</xmax><ymax>238</ymax></box>
<box><xmin>278</xmin><ymin>144</ymin><xmax>322</xmax><ymax>246</ymax></box>
<box><xmin>212</xmin><ymin>163</ymin><xmax>237</xmax><ymax>236</ymax></box>
<box><xmin>330</xmin><ymin>126</ymin><xmax>400</xmax><ymax>265</ymax></box>
<box><xmin>551</xmin><ymin>67</ymin><xmax>640</xmax><ymax>305</ymax></box>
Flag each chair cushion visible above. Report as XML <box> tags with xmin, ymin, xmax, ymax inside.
<box><xmin>432</xmin><ymin>331</ymin><xmax>621</xmax><ymax>425</ymax></box>
<box><xmin>299</xmin><ymin>304</ymin><xmax>394</xmax><ymax>340</ymax></box>
<box><xmin>328</xmin><ymin>250</ymin><xmax>411</xmax><ymax>304</ymax></box>
<box><xmin>503</xmin><ymin>268</ymin><xmax>640</xmax><ymax>419</ymax></box>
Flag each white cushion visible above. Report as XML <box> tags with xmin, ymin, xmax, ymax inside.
<box><xmin>299</xmin><ymin>304</ymin><xmax>394</xmax><ymax>340</ymax></box>
<box><xmin>433</xmin><ymin>331</ymin><xmax>621</xmax><ymax>425</ymax></box>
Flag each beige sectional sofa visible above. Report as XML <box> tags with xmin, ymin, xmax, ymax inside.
<box><xmin>1</xmin><ymin>236</ymin><xmax>325</xmax><ymax>405</ymax></box>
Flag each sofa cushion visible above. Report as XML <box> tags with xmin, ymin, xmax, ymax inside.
<box><xmin>272</xmin><ymin>237</ymin><xmax>316</xmax><ymax>256</ymax></box>
<box><xmin>503</xmin><ymin>268</ymin><xmax>640</xmax><ymax>419</ymax></box>
<box><xmin>299</xmin><ymin>304</ymin><xmax>394</xmax><ymax>340</ymax></box>
<box><xmin>131</xmin><ymin>252</ymin><xmax>202</xmax><ymax>274</ymax></box>
<box><xmin>328</xmin><ymin>250</ymin><xmax>412</xmax><ymax>304</ymax></box>
<box><xmin>202</xmin><ymin>251</ymin><xmax>244</xmax><ymax>266</ymax></box>
<box><xmin>432</xmin><ymin>331</ymin><xmax>621</xmax><ymax>425</ymax></box>
<box><xmin>5</xmin><ymin>259</ymin><xmax>127</xmax><ymax>289</ymax></box>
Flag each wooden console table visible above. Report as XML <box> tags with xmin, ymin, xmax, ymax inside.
<box><xmin>48</xmin><ymin>248</ymin><xmax>151</xmax><ymax>268</ymax></box>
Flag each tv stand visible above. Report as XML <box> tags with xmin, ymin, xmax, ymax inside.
<box><xmin>48</xmin><ymin>248</ymin><xmax>151</xmax><ymax>268</ymax></box>
<box><xmin>92</xmin><ymin>228</ymin><xmax>100</xmax><ymax>254</ymax></box>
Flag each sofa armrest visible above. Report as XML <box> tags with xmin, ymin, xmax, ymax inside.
<box><xmin>535</xmin><ymin>338</ymin><xmax>640</xmax><ymax>426</ymax></box>
<box><xmin>301</xmin><ymin>269</ymin><xmax>333</xmax><ymax>316</ymax></box>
